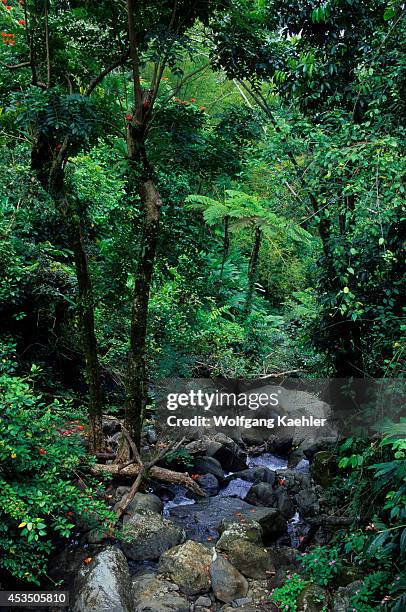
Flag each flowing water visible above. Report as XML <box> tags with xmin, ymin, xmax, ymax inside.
<box><xmin>158</xmin><ymin>452</ymin><xmax>310</xmax><ymax>547</ymax></box>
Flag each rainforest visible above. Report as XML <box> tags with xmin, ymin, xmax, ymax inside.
<box><xmin>0</xmin><ymin>1</ymin><xmax>405</xmax><ymax>611</ymax></box>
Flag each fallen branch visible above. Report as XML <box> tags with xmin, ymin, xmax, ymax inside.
<box><xmin>92</xmin><ymin>463</ymin><xmax>204</xmax><ymax>498</ymax></box>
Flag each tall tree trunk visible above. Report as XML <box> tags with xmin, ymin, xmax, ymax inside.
<box><xmin>66</xmin><ymin>199</ymin><xmax>104</xmax><ymax>452</ymax></box>
<box><xmin>244</xmin><ymin>225</ymin><xmax>262</xmax><ymax>318</ymax></box>
<box><xmin>33</xmin><ymin>141</ymin><xmax>104</xmax><ymax>452</ymax></box>
<box><xmin>123</xmin><ymin>0</ymin><xmax>163</xmax><ymax>451</ymax></box>
<box><xmin>125</xmin><ymin>179</ymin><xmax>162</xmax><ymax>448</ymax></box>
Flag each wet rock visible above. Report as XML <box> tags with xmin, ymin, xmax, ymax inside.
<box><xmin>297</xmin><ymin>583</ymin><xmax>329</xmax><ymax>611</ymax></box>
<box><xmin>294</xmin><ymin>489</ymin><xmax>320</xmax><ymax>517</ymax></box>
<box><xmin>245</xmin><ymin>483</ymin><xmax>295</xmax><ymax>520</ymax></box>
<box><xmin>158</xmin><ymin>540</ymin><xmax>212</xmax><ymax>595</ymax></box>
<box><xmin>73</xmin><ymin>547</ymin><xmax>133</xmax><ymax>612</ymax></box>
<box><xmin>274</xmin><ymin>469</ymin><xmax>311</xmax><ymax>495</ymax></box>
<box><xmin>169</xmin><ymin>497</ymin><xmax>286</xmax><ymax>544</ymax></box>
<box><xmin>210</xmin><ymin>552</ymin><xmax>248</xmax><ymax>603</ymax></box>
<box><xmin>196</xmin><ymin>473</ymin><xmax>219</xmax><ymax>497</ymax></box>
<box><xmin>245</xmin><ymin>483</ymin><xmax>275</xmax><ymax>507</ymax></box>
<box><xmin>121</xmin><ymin>511</ymin><xmax>185</xmax><ymax>561</ymax></box>
<box><xmin>310</xmin><ymin>450</ymin><xmax>337</xmax><ymax>487</ymax></box>
<box><xmin>132</xmin><ymin>573</ymin><xmax>189</xmax><ymax>611</ymax></box>
<box><xmin>192</xmin><ymin>456</ymin><xmax>225</xmax><ymax>481</ymax></box>
<box><xmin>226</xmin><ymin>467</ymin><xmax>275</xmax><ymax>486</ymax></box>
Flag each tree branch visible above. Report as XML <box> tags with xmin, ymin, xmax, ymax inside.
<box><xmin>85</xmin><ymin>49</ymin><xmax>130</xmax><ymax>96</ymax></box>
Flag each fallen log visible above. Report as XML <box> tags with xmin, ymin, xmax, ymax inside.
<box><xmin>92</xmin><ymin>462</ymin><xmax>205</xmax><ymax>497</ymax></box>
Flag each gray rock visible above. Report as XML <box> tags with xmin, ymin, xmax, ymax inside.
<box><xmin>114</xmin><ymin>486</ymin><xmax>131</xmax><ymax>503</ymax></box>
<box><xmin>218</xmin><ymin>520</ymin><xmax>263</xmax><ymax>545</ymax></box>
<box><xmin>274</xmin><ymin>469</ymin><xmax>311</xmax><ymax>495</ymax></box>
<box><xmin>192</xmin><ymin>456</ymin><xmax>225</xmax><ymax>481</ymax></box>
<box><xmin>268</xmin><ymin>546</ymin><xmax>301</xmax><ymax>570</ymax></box>
<box><xmin>121</xmin><ymin>511</ymin><xmax>185</xmax><ymax>561</ymax></box>
<box><xmin>216</xmin><ymin>536</ymin><xmax>274</xmax><ymax>579</ymax></box>
<box><xmin>103</xmin><ymin>418</ymin><xmax>121</xmax><ymax>436</ymax></box>
<box><xmin>232</xmin><ymin>597</ymin><xmax>252</xmax><ymax>607</ymax></box>
<box><xmin>118</xmin><ymin>493</ymin><xmax>163</xmax><ymax>521</ymax></box>
<box><xmin>196</xmin><ymin>473</ymin><xmax>219</xmax><ymax>497</ymax></box>
<box><xmin>211</xmin><ymin>436</ymin><xmax>247</xmax><ymax>472</ymax></box>
<box><xmin>245</xmin><ymin>482</ymin><xmax>275</xmax><ymax>507</ymax></box>
<box><xmin>332</xmin><ymin>580</ymin><xmax>363</xmax><ymax>612</ymax></box>
<box><xmin>297</xmin><ymin>583</ymin><xmax>329</xmax><ymax>611</ymax></box>
<box><xmin>194</xmin><ymin>595</ymin><xmax>212</xmax><ymax>607</ymax></box>
<box><xmin>73</xmin><ymin>547</ymin><xmax>133</xmax><ymax>612</ymax></box>
<box><xmin>132</xmin><ymin>573</ymin><xmax>189</xmax><ymax>611</ymax></box>
<box><xmin>294</xmin><ymin>489</ymin><xmax>320</xmax><ymax>517</ymax></box>
<box><xmin>210</xmin><ymin>552</ymin><xmax>248</xmax><ymax>603</ymax></box>
<box><xmin>158</xmin><ymin>540</ymin><xmax>212</xmax><ymax>595</ymax></box>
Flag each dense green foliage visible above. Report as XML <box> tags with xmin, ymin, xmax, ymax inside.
<box><xmin>0</xmin><ymin>0</ymin><xmax>404</xmax><ymax>605</ymax></box>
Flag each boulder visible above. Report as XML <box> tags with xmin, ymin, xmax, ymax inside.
<box><xmin>209</xmin><ymin>434</ymin><xmax>247</xmax><ymax>472</ymax></box>
<box><xmin>216</xmin><ymin>537</ymin><xmax>274</xmax><ymax>579</ymax></box>
<box><xmin>210</xmin><ymin>552</ymin><xmax>248</xmax><ymax>603</ymax></box>
<box><xmin>158</xmin><ymin>540</ymin><xmax>212</xmax><ymax>595</ymax></box>
<box><xmin>274</xmin><ymin>469</ymin><xmax>311</xmax><ymax>495</ymax></box>
<box><xmin>123</xmin><ymin>493</ymin><xmax>163</xmax><ymax>519</ymax></box>
<box><xmin>294</xmin><ymin>489</ymin><xmax>320</xmax><ymax>517</ymax></box>
<box><xmin>245</xmin><ymin>483</ymin><xmax>275</xmax><ymax>507</ymax></box>
<box><xmin>192</xmin><ymin>456</ymin><xmax>225</xmax><ymax>481</ymax></box>
<box><xmin>73</xmin><ymin>547</ymin><xmax>133</xmax><ymax>612</ymax></box>
<box><xmin>297</xmin><ymin>583</ymin><xmax>329</xmax><ymax>611</ymax></box>
<box><xmin>195</xmin><ymin>473</ymin><xmax>219</xmax><ymax>497</ymax></box>
<box><xmin>121</xmin><ymin>511</ymin><xmax>185</xmax><ymax>561</ymax></box>
<box><xmin>218</xmin><ymin>520</ymin><xmax>263</xmax><ymax>545</ymax></box>
<box><xmin>132</xmin><ymin>573</ymin><xmax>189</xmax><ymax>611</ymax></box>
<box><xmin>245</xmin><ymin>483</ymin><xmax>295</xmax><ymax>520</ymax></box>
<box><xmin>332</xmin><ymin>580</ymin><xmax>363</xmax><ymax>612</ymax></box>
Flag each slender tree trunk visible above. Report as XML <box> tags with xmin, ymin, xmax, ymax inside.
<box><xmin>33</xmin><ymin>142</ymin><xmax>104</xmax><ymax>453</ymax></box>
<box><xmin>244</xmin><ymin>225</ymin><xmax>262</xmax><ymax>318</ymax></box>
<box><xmin>123</xmin><ymin>0</ymin><xmax>163</xmax><ymax>451</ymax></box>
<box><xmin>66</xmin><ymin>199</ymin><xmax>104</xmax><ymax>451</ymax></box>
<box><xmin>125</xmin><ymin>179</ymin><xmax>162</xmax><ymax>448</ymax></box>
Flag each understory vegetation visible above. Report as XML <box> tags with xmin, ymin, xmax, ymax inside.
<box><xmin>0</xmin><ymin>0</ymin><xmax>405</xmax><ymax>609</ymax></box>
